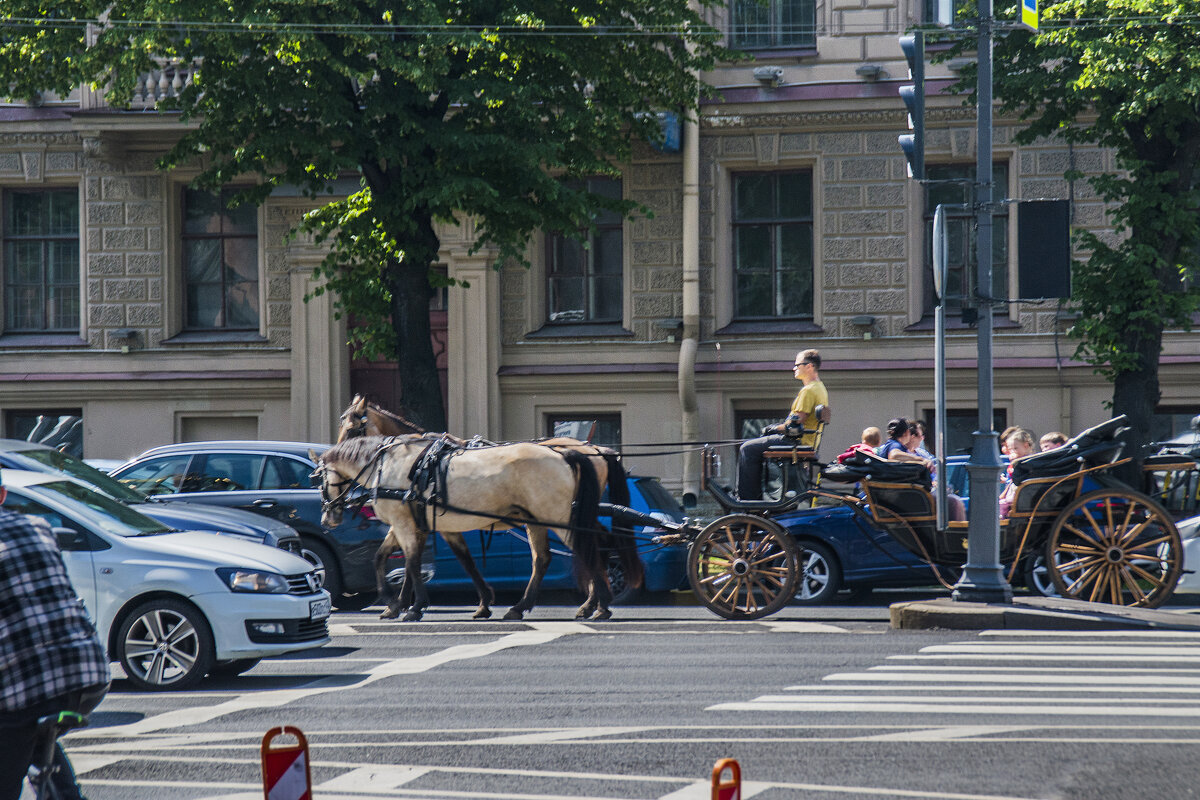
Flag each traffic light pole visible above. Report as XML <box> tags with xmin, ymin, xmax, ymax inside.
<box><xmin>952</xmin><ymin>0</ymin><xmax>1012</xmax><ymax>604</ymax></box>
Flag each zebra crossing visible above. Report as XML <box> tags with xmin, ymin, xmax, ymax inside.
<box><xmin>707</xmin><ymin>629</ymin><xmax>1200</xmax><ymax>721</ymax></box>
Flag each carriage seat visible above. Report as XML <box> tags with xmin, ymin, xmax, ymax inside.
<box><xmin>1010</xmin><ymin>415</ymin><xmax>1129</xmax><ymax>484</ymax></box>
<box><xmin>820</xmin><ymin>448</ymin><xmax>932</xmax><ymax>490</ymax></box>
<box><xmin>762</xmin><ymin>404</ymin><xmax>832</xmax><ymax>463</ymax></box>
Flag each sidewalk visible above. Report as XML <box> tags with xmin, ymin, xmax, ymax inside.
<box><xmin>891</xmin><ymin>595</ymin><xmax>1200</xmax><ymax>631</ymax></box>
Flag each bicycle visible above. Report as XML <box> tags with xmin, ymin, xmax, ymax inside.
<box><xmin>24</xmin><ymin>710</ymin><xmax>89</xmax><ymax>800</ymax></box>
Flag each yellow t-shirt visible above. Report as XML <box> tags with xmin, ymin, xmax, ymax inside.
<box><xmin>788</xmin><ymin>380</ymin><xmax>828</xmax><ymax>447</ymax></box>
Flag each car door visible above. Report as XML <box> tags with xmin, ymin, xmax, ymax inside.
<box><xmin>3</xmin><ymin>490</ymin><xmax>100</xmax><ymax>621</ymax></box>
<box><xmin>112</xmin><ymin>454</ymin><xmax>196</xmax><ymax>497</ymax></box>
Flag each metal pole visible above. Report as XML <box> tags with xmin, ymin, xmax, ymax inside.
<box><xmin>953</xmin><ymin>0</ymin><xmax>1012</xmax><ymax>603</ymax></box>
<box><xmin>933</xmin><ymin>205</ymin><xmax>948</xmax><ymax>530</ymax></box>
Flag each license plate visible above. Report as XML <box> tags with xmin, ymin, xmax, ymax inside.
<box><xmin>310</xmin><ymin>597</ymin><xmax>332</xmax><ymax>620</ymax></box>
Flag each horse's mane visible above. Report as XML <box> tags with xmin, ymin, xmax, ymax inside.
<box><xmin>323</xmin><ymin>435</ymin><xmax>411</xmax><ymax>466</ymax></box>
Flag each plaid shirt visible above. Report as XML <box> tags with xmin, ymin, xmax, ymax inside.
<box><xmin>0</xmin><ymin>507</ymin><xmax>109</xmax><ymax>713</ymax></box>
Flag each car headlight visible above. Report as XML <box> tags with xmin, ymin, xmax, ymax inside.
<box><xmin>216</xmin><ymin>567</ymin><xmax>290</xmax><ymax>593</ymax></box>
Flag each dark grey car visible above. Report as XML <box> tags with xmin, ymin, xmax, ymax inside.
<box><xmin>110</xmin><ymin>441</ymin><xmax>389</xmax><ymax>609</ymax></box>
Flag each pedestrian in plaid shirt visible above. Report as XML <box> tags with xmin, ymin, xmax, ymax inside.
<box><xmin>0</xmin><ymin>470</ymin><xmax>109</xmax><ymax>800</ymax></box>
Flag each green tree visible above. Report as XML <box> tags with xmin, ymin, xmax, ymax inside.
<box><xmin>0</xmin><ymin>1</ymin><xmax>724</xmax><ymax>431</ymax></box>
<box><xmin>940</xmin><ymin>0</ymin><xmax>1200</xmax><ymax>463</ymax></box>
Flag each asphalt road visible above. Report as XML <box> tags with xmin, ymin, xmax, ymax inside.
<box><xmin>63</xmin><ymin>591</ymin><xmax>1200</xmax><ymax>800</ymax></box>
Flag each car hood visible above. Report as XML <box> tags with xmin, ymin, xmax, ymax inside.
<box><xmin>123</xmin><ymin>529</ymin><xmax>315</xmax><ymax>573</ymax></box>
<box><xmin>135</xmin><ymin>501</ymin><xmax>298</xmax><ymax>543</ymax></box>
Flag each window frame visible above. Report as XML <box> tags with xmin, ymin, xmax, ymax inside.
<box><xmin>542</xmin><ymin>177</ymin><xmax>626</xmax><ymax>328</ymax></box>
<box><xmin>730</xmin><ymin>169</ymin><xmax>816</xmax><ymax>322</ymax></box>
<box><xmin>544</xmin><ymin>412</ymin><xmax>622</xmax><ymax>448</ymax></box>
<box><xmin>2</xmin><ymin>186</ymin><xmax>82</xmax><ymax>335</ymax></box>
<box><xmin>728</xmin><ymin>0</ymin><xmax>817</xmax><ymax>50</ymax></box>
<box><xmin>179</xmin><ymin>185</ymin><xmax>263</xmax><ymax>334</ymax></box>
<box><xmin>919</xmin><ymin>161</ymin><xmax>1014</xmax><ymax>319</ymax></box>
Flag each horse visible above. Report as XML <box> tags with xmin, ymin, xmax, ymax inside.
<box><xmin>317</xmin><ymin>434</ymin><xmax>622</xmax><ymax>621</ymax></box>
<box><xmin>336</xmin><ymin>395</ymin><xmax>635</xmax><ymax>509</ymax></box>
<box><xmin>335</xmin><ymin>396</ymin><xmax>642</xmax><ymax>595</ymax></box>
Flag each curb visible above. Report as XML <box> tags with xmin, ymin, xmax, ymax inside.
<box><xmin>890</xmin><ymin>596</ymin><xmax>1200</xmax><ymax>631</ymax></box>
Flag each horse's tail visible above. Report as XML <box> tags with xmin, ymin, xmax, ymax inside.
<box><xmin>603</xmin><ymin>452</ymin><xmax>631</xmax><ymax>507</ymax></box>
<box><xmin>562</xmin><ymin>449</ymin><xmax>604</xmax><ymax>589</ymax></box>
<box><xmin>598</xmin><ymin>453</ymin><xmax>643</xmax><ymax>590</ymax></box>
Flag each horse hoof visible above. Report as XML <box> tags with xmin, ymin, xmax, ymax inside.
<box><xmin>473</xmin><ymin>608</ymin><xmax>492</xmax><ymax>620</ymax></box>
<box><xmin>402</xmin><ymin>609</ymin><xmax>425</xmax><ymax>622</ymax></box>
<box><xmin>502</xmin><ymin>609</ymin><xmax>525</xmax><ymax>620</ymax></box>
<box><xmin>591</xmin><ymin>608</ymin><xmax>613</xmax><ymax>621</ymax></box>
<box><xmin>380</xmin><ymin>605</ymin><xmax>402</xmax><ymax>620</ymax></box>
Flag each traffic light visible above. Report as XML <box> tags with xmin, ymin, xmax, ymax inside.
<box><xmin>898</xmin><ymin>32</ymin><xmax>925</xmax><ymax>180</ymax></box>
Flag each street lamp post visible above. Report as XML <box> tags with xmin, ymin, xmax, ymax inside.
<box><xmin>952</xmin><ymin>0</ymin><xmax>1013</xmax><ymax>604</ymax></box>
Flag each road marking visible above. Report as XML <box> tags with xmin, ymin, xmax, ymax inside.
<box><xmin>78</xmin><ymin>629</ymin><xmax>578</xmax><ymax>737</ymax></box>
<box><xmin>979</xmin><ymin>629</ymin><xmax>1200</xmax><ymax>639</ymax></box>
<box><xmin>855</xmin><ymin>725</ymin><xmax>1033</xmax><ymax>742</ymax></box>
<box><xmin>464</xmin><ymin>726</ymin><xmax>656</xmax><ymax>744</ymax></box>
<box><xmin>911</xmin><ymin>644</ymin><xmax>1200</xmax><ymax>656</ymax></box>
<box><xmin>707</xmin><ymin>699</ymin><xmax>1200</xmax><ymax>716</ymax></box>
<box><xmin>818</xmin><ymin>670</ymin><xmax>1200</xmax><ymax>686</ymax></box>
<box><xmin>76</xmin><ymin>757</ymin><xmax>1044</xmax><ymax>800</ymax></box>
<box><xmin>762</xmin><ymin>620</ymin><xmax>861</xmax><ymax>633</ymax></box>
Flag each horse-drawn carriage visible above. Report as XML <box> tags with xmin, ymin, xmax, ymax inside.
<box><xmin>322</xmin><ymin>397</ymin><xmax>1194</xmax><ymax>622</ymax></box>
<box><xmin>641</xmin><ymin>413</ymin><xmax>1189</xmax><ymax>620</ymax></box>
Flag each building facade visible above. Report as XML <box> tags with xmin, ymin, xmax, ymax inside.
<box><xmin>1</xmin><ymin>1</ymin><xmax>1196</xmax><ymax>497</ymax></box>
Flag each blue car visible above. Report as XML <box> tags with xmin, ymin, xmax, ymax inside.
<box><xmin>383</xmin><ymin>473</ymin><xmax>688</xmax><ymax>604</ymax></box>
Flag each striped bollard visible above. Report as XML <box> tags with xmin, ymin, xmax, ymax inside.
<box><xmin>262</xmin><ymin>726</ymin><xmax>312</xmax><ymax>800</ymax></box>
<box><xmin>711</xmin><ymin>758</ymin><xmax>741</xmax><ymax>800</ymax></box>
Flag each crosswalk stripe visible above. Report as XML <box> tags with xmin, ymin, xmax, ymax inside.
<box><xmin>707</xmin><ymin>700</ymin><xmax>1200</xmax><ymax>716</ymax></box>
<box><xmin>915</xmin><ymin>644</ymin><xmax>1200</xmax><ymax>655</ymax></box>
<box><xmin>819</xmin><ymin>671</ymin><xmax>1200</xmax><ymax>685</ymax></box>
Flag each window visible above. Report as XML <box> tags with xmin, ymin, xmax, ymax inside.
<box><xmin>732</xmin><ymin>171</ymin><xmax>814</xmax><ymax>319</ymax></box>
<box><xmin>923</xmin><ymin>0</ymin><xmax>967</xmax><ymax>24</ymax></box>
<box><xmin>729</xmin><ymin>0</ymin><xmax>815</xmax><ymax>49</ymax></box>
<box><xmin>182</xmin><ymin>187</ymin><xmax>259</xmax><ymax>330</ymax></box>
<box><xmin>920</xmin><ymin>408</ymin><xmax>1009</xmax><ymax>459</ymax></box>
<box><xmin>263</xmin><ymin>455</ymin><xmax>316</xmax><ymax>490</ymax></box>
<box><xmin>546</xmin><ymin>414</ymin><xmax>622</xmax><ymax>448</ymax></box>
<box><xmin>3</xmin><ymin>189</ymin><xmax>79</xmax><ymax>333</ymax></box>
<box><xmin>1152</xmin><ymin>406</ymin><xmax>1200</xmax><ymax>443</ymax></box>
<box><xmin>114</xmin><ymin>455</ymin><xmax>194</xmax><ymax>496</ymax></box>
<box><xmin>5</xmin><ymin>409</ymin><xmax>83</xmax><ymax>457</ymax></box>
<box><xmin>545</xmin><ymin>177</ymin><xmax>623</xmax><ymax>324</ymax></box>
<box><xmin>924</xmin><ymin>164</ymin><xmax>1009</xmax><ymax>314</ymax></box>
<box><xmin>193</xmin><ymin>453</ymin><xmax>266</xmax><ymax>492</ymax></box>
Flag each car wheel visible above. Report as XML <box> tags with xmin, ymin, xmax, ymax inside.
<box><xmin>299</xmin><ymin>539</ymin><xmax>342</xmax><ymax>599</ymax></box>
<box><xmin>1023</xmin><ymin>555</ymin><xmax>1060</xmax><ymax>597</ymax></box>
<box><xmin>793</xmin><ymin>541</ymin><xmax>842</xmax><ymax>604</ymax></box>
<box><xmin>116</xmin><ymin>599</ymin><xmax>215</xmax><ymax>691</ymax></box>
<box><xmin>606</xmin><ymin>552</ymin><xmax>643</xmax><ymax>605</ymax></box>
<box><xmin>209</xmin><ymin>658</ymin><xmax>262</xmax><ymax>677</ymax></box>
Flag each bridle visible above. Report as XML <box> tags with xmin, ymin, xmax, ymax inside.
<box><xmin>339</xmin><ymin>410</ymin><xmax>370</xmax><ymax>440</ymax></box>
<box><xmin>315</xmin><ymin>441</ymin><xmax>404</xmax><ymax>514</ymax></box>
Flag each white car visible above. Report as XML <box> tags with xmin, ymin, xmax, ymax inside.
<box><xmin>1</xmin><ymin>469</ymin><xmax>331</xmax><ymax>690</ymax></box>
<box><xmin>1175</xmin><ymin>513</ymin><xmax>1200</xmax><ymax>594</ymax></box>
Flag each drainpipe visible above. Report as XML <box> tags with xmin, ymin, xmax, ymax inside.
<box><xmin>679</xmin><ymin>106</ymin><xmax>701</xmax><ymax>508</ymax></box>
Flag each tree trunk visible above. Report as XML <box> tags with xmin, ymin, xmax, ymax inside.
<box><xmin>385</xmin><ymin>215</ymin><xmax>447</xmax><ymax>433</ymax></box>
<box><xmin>1109</xmin><ymin>323</ymin><xmax>1163</xmax><ymax>484</ymax></box>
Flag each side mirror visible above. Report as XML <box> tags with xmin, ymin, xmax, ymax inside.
<box><xmin>53</xmin><ymin>526</ymin><xmax>85</xmax><ymax>551</ymax></box>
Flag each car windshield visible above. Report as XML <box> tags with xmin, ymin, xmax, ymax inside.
<box><xmin>32</xmin><ymin>480</ymin><xmax>172</xmax><ymax>537</ymax></box>
<box><xmin>8</xmin><ymin>447</ymin><xmax>147</xmax><ymax>503</ymax></box>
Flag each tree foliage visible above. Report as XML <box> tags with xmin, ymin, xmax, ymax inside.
<box><xmin>938</xmin><ymin>0</ymin><xmax>1200</xmax><ymax>459</ymax></box>
<box><xmin>0</xmin><ymin>0</ymin><xmax>726</xmax><ymax>430</ymax></box>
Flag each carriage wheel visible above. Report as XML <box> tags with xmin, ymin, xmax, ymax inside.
<box><xmin>1045</xmin><ymin>489</ymin><xmax>1182</xmax><ymax>608</ymax></box>
<box><xmin>687</xmin><ymin>514</ymin><xmax>800</xmax><ymax>620</ymax></box>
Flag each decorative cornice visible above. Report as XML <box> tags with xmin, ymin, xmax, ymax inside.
<box><xmin>701</xmin><ymin>105</ymin><xmax>978</xmax><ymax>130</ymax></box>
<box><xmin>0</xmin><ymin>132</ymin><xmax>80</xmax><ymax>146</ymax></box>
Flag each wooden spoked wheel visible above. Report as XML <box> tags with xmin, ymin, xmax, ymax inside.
<box><xmin>1045</xmin><ymin>489</ymin><xmax>1182</xmax><ymax>608</ymax></box>
<box><xmin>687</xmin><ymin>514</ymin><xmax>800</xmax><ymax>620</ymax></box>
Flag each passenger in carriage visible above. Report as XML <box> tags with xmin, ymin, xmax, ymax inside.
<box><xmin>1040</xmin><ymin>431</ymin><xmax>1068</xmax><ymax>452</ymax></box>
<box><xmin>876</xmin><ymin>418</ymin><xmax>933</xmax><ymax>468</ymax></box>
<box><xmin>999</xmin><ymin>428</ymin><xmax>1037</xmax><ymax>517</ymax></box>
<box><xmin>836</xmin><ymin>426</ymin><xmax>882</xmax><ymax>464</ymax></box>
<box><xmin>909</xmin><ymin>420</ymin><xmax>967</xmax><ymax>522</ymax></box>
<box><xmin>736</xmin><ymin>348</ymin><xmax>828</xmax><ymax>500</ymax></box>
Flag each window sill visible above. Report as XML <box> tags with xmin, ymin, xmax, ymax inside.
<box><xmin>715</xmin><ymin>319</ymin><xmax>823</xmax><ymax>335</ymax></box>
<box><xmin>525</xmin><ymin>323</ymin><xmax>634</xmax><ymax>339</ymax></box>
<box><xmin>163</xmin><ymin>330</ymin><xmax>269</xmax><ymax>345</ymax></box>
<box><xmin>904</xmin><ymin>315</ymin><xmax>1021</xmax><ymax>332</ymax></box>
<box><xmin>734</xmin><ymin>46</ymin><xmax>818</xmax><ymax>60</ymax></box>
<box><xmin>0</xmin><ymin>333</ymin><xmax>88</xmax><ymax>348</ymax></box>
